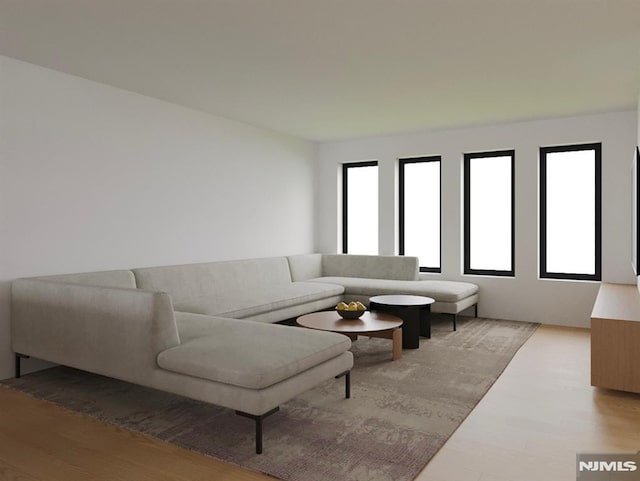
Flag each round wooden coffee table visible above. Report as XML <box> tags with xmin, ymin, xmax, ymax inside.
<box><xmin>369</xmin><ymin>295</ymin><xmax>435</xmax><ymax>349</ymax></box>
<box><xmin>296</xmin><ymin>311</ymin><xmax>404</xmax><ymax>361</ymax></box>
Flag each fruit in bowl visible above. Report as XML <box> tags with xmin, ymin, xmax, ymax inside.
<box><xmin>336</xmin><ymin>301</ymin><xmax>367</xmax><ymax>319</ymax></box>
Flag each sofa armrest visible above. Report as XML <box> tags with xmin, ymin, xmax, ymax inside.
<box><xmin>11</xmin><ymin>279</ymin><xmax>180</xmax><ymax>384</ymax></box>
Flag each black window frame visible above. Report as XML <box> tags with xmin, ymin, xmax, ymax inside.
<box><xmin>398</xmin><ymin>156</ymin><xmax>442</xmax><ymax>273</ymax></box>
<box><xmin>463</xmin><ymin>149</ymin><xmax>516</xmax><ymax>277</ymax></box>
<box><xmin>342</xmin><ymin>160</ymin><xmax>378</xmax><ymax>254</ymax></box>
<box><xmin>539</xmin><ymin>143</ymin><xmax>602</xmax><ymax>281</ymax></box>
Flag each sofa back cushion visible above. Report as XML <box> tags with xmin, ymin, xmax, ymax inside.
<box><xmin>133</xmin><ymin>256</ymin><xmax>292</xmax><ymax>302</ymax></box>
<box><xmin>37</xmin><ymin>270</ymin><xmax>137</xmax><ymax>289</ymax></box>
<box><xmin>287</xmin><ymin>254</ymin><xmax>323</xmax><ymax>281</ymax></box>
<box><xmin>322</xmin><ymin>254</ymin><xmax>419</xmax><ymax>281</ymax></box>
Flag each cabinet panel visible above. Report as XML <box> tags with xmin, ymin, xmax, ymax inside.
<box><xmin>591</xmin><ymin>283</ymin><xmax>640</xmax><ymax>394</ymax></box>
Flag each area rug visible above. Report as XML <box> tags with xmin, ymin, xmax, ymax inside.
<box><xmin>2</xmin><ymin>316</ymin><xmax>538</xmax><ymax>481</ymax></box>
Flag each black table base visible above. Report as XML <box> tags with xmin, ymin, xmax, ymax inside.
<box><xmin>369</xmin><ymin>301</ymin><xmax>431</xmax><ymax>349</ymax></box>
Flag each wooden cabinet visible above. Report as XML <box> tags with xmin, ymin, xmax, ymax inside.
<box><xmin>591</xmin><ymin>283</ymin><xmax>640</xmax><ymax>394</ymax></box>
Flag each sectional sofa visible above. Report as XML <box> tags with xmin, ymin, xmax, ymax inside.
<box><xmin>11</xmin><ymin>253</ymin><xmax>478</xmax><ymax>453</ymax></box>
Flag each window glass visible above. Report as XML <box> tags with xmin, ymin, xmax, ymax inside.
<box><xmin>464</xmin><ymin>151</ymin><xmax>515</xmax><ymax>276</ymax></box>
<box><xmin>400</xmin><ymin>158</ymin><xmax>440</xmax><ymax>272</ymax></box>
<box><xmin>540</xmin><ymin>144</ymin><xmax>601</xmax><ymax>280</ymax></box>
<box><xmin>343</xmin><ymin>162</ymin><xmax>378</xmax><ymax>254</ymax></box>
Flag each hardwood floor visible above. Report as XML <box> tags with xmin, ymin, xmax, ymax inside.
<box><xmin>0</xmin><ymin>325</ymin><xmax>638</xmax><ymax>481</ymax></box>
<box><xmin>418</xmin><ymin>325</ymin><xmax>640</xmax><ymax>481</ymax></box>
<box><xmin>0</xmin><ymin>386</ymin><xmax>274</xmax><ymax>481</ymax></box>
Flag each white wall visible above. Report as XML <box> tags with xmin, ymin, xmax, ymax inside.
<box><xmin>0</xmin><ymin>56</ymin><xmax>316</xmax><ymax>380</ymax></box>
<box><xmin>315</xmin><ymin>111</ymin><xmax>638</xmax><ymax>327</ymax></box>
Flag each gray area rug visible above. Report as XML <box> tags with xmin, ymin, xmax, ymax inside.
<box><xmin>2</xmin><ymin>316</ymin><xmax>537</xmax><ymax>481</ymax></box>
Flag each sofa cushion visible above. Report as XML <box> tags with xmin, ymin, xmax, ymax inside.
<box><xmin>174</xmin><ymin>311</ymin><xmax>231</xmax><ymax>341</ymax></box>
<box><xmin>322</xmin><ymin>254</ymin><xmax>419</xmax><ymax>281</ymax></box>
<box><xmin>287</xmin><ymin>254</ymin><xmax>323</xmax><ymax>281</ymax></box>
<box><xmin>173</xmin><ymin>281</ymin><xmax>344</xmax><ymax>319</ymax></box>
<box><xmin>307</xmin><ymin>276</ymin><xmax>478</xmax><ymax>303</ymax></box>
<box><xmin>157</xmin><ymin>316</ymin><xmax>351</xmax><ymax>389</ymax></box>
<box><xmin>133</xmin><ymin>257</ymin><xmax>292</xmax><ymax>302</ymax></box>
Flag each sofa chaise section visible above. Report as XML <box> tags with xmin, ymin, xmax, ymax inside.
<box><xmin>287</xmin><ymin>254</ymin><xmax>480</xmax><ymax>321</ymax></box>
<box><xmin>310</xmin><ymin>277</ymin><xmax>478</xmax><ymax>315</ymax></box>
<box><xmin>155</xmin><ymin>313</ymin><xmax>353</xmax><ymax>453</ymax></box>
<box><xmin>160</xmin><ymin>313</ymin><xmax>351</xmax><ymax>391</ymax></box>
<box><xmin>11</xmin><ymin>276</ymin><xmax>353</xmax><ymax>454</ymax></box>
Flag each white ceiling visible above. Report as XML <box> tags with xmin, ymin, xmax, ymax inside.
<box><xmin>1</xmin><ymin>1</ymin><xmax>640</xmax><ymax>141</ymax></box>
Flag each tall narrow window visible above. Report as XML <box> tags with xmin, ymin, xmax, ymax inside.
<box><xmin>342</xmin><ymin>161</ymin><xmax>378</xmax><ymax>254</ymax></box>
<box><xmin>464</xmin><ymin>150</ymin><xmax>515</xmax><ymax>276</ymax></box>
<box><xmin>399</xmin><ymin>156</ymin><xmax>441</xmax><ymax>272</ymax></box>
<box><xmin>540</xmin><ymin>143</ymin><xmax>601</xmax><ymax>280</ymax></box>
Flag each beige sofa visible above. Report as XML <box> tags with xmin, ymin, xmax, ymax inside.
<box><xmin>11</xmin><ymin>254</ymin><xmax>478</xmax><ymax>453</ymax></box>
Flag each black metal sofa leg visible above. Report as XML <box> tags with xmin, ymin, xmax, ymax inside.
<box><xmin>345</xmin><ymin>371</ymin><xmax>351</xmax><ymax>399</ymax></box>
<box><xmin>236</xmin><ymin>407</ymin><xmax>280</xmax><ymax>454</ymax></box>
<box><xmin>14</xmin><ymin>353</ymin><xmax>29</xmax><ymax>379</ymax></box>
<box><xmin>450</xmin><ymin>304</ymin><xmax>478</xmax><ymax>332</ymax></box>
<box><xmin>335</xmin><ymin>370</ymin><xmax>351</xmax><ymax>399</ymax></box>
<box><xmin>237</xmin><ymin>371</ymin><xmax>351</xmax><ymax>454</ymax></box>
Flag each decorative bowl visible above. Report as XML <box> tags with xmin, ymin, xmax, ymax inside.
<box><xmin>336</xmin><ymin>308</ymin><xmax>366</xmax><ymax>319</ymax></box>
